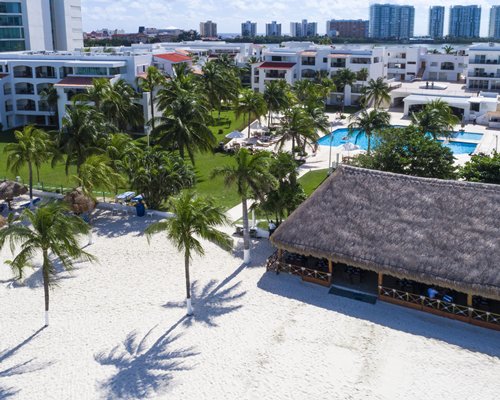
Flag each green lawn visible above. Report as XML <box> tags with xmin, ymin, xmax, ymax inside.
<box><xmin>0</xmin><ymin>110</ymin><xmax>250</xmax><ymax>208</ymax></box>
<box><xmin>298</xmin><ymin>168</ymin><xmax>329</xmax><ymax>196</ymax></box>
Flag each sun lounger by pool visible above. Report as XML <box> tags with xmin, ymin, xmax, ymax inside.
<box><xmin>115</xmin><ymin>191</ymin><xmax>135</xmax><ymax>203</ymax></box>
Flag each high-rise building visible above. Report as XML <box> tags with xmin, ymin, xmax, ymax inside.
<box><xmin>241</xmin><ymin>20</ymin><xmax>257</xmax><ymax>37</ymax></box>
<box><xmin>265</xmin><ymin>21</ymin><xmax>281</xmax><ymax>37</ymax></box>
<box><xmin>428</xmin><ymin>6</ymin><xmax>445</xmax><ymax>38</ymax></box>
<box><xmin>199</xmin><ymin>20</ymin><xmax>217</xmax><ymax>38</ymax></box>
<box><xmin>0</xmin><ymin>0</ymin><xmax>83</xmax><ymax>52</ymax></box>
<box><xmin>489</xmin><ymin>6</ymin><xmax>500</xmax><ymax>39</ymax></box>
<box><xmin>448</xmin><ymin>5</ymin><xmax>481</xmax><ymax>38</ymax></box>
<box><xmin>326</xmin><ymin>19</ymin><xmax>369</xmax><ymax>38</ymax></box>
<box><xmin>290</xmin><ymin>19</ymin><xmax>317</xmax><ymax>37</ymax></box>
<box><xmin>369</xmin><ymin>4</ymin><xmax>415</xmax><ymax>40</ymax></box>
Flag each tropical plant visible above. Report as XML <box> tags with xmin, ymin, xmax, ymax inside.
<box><xmin>152</xmin><ymin>90</ymin><xmax>216</xmax><ymax>164</ymax></box>
<box><xmin>102</xmin><ymin>133</ymin><xmax>139</xmax><ymax>173</ymax></box>
<box><xmin>264</xmin><ymin>80</ymin><xmax>291</xmax><ymax>126</ymax></box>
<box><xmin>356</xmin><ymin>68</ymin><xmax>369</xmax><ymax>82</ymax></box>
<box><xmin>234</xmin><ymin>89</ymin><xmax>267</xmax><ymax>137</ymax></box>
<box><xmin>145</xmin><ymin>192</ymin><xmax>232</xmax><ymax>315</ymax></box>
<box><xmin>360</xmin><ymin>77</ymin><xmax>391</xmax><ymax>109</ymax></box>
<box><xmin>127</xmin><ymin>147</ymin><xmax>195</xmax><ymax>210</ymax></box>
<box><xmin>211</xmin><ymin>149</ymin><xmax>276</xmax><ymax>263</ymax></box>
<box><xmin>39</xmin><ymin>85</ymin><xmax>59</xmax><ymax>127</ymax></box>
<box><xmin>459</xmin><ymin>151</ymin><xmax>500</xmax><ymax>184</ymax></box>
<box><xmin>0</xmin><ymin>201</ymin><xmax>95</xmax><ymax>326</ymax></box>
<box><xmin>348</xmin><ymin>109</ymin><xmax>390</xmax><ymax>154</ymax></box>
<box><xmin>278</xmin><ymin>106</ymin><xmax>318</xmax><ymax>154</ymax></box>
<box><xmin>55</xmin><ymin>104</ymin><xmax>109</xmax><ymax>177</ymax></box>
<box><xmin>4</xmin><ymin>126</ymin><xmax>54</xmax><ymax>201</ymax></box>
<box><xmin>137</xmin><ymin>66</ymin><xmax>166</xmax><ymax>142</ymax></box>
<box><xmin>76</xmin><ymin>155</ymin><xmax>126</xmax><ymax>195</ymax></box>
<box><xmin>256</xmin><ymin>152</ymin><xmax>306</xmax><ymax>224</ymax></box>
<box><xmin>332</xmin><ymin>68</ymin><xmax>357</xmax><ymax>112</ymax></box>
<box><xmin>443</xmin><ymin>45</ymin><xmax>455</xmax><ymax>55</ymax></box>
<box><xmin>411</xmin><ymin>99</ymin><xmax>460</xmax><ymax>139</ymax></box>
<box><xmin>354</xmin><ymin>126</ymin><xmax>457</xmax><ymax>179</ymax></box>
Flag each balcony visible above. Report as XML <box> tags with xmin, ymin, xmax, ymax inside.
<box><xmin>441</xmin><ymin>65</ymin><xmax>455</xmax><ymax>71</ymax></box>
<box><xmin>470</xmin><ymin>59</ymin><xmax>499</xmax><ymax>65</ymax></box>
<box><xmin>330</xmin><ymin>62</ymin><xmax>346</xmax><ymax>68</ymax></box>
<box><xmin>13</xmin><ymin>66</ymin><xmax>33</xmax><ymax>78</ymax></box>
<box><xmin>265</xmin><ymin>72</ymin><xmax>286</xmax><ymax>79</ymax></box>
<box><xmin>468</xmin><ymin>72</ymin><xmax>500</xmax><ymax>78</ymax></box>
<box><xmin>301</xmin><ymin>58</ymin><xmax>316</xmax><ymax>66</ymax></box>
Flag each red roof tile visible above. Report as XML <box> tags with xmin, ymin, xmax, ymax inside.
<box><xmin>258</xmin><ymin>62</ymin><xmax>296</xmax><ymax>69</ymax></box>
<box><xmin>154</xmin><ymin>53</ymin><xmax>192</xmax><ymax>63</ymax></box>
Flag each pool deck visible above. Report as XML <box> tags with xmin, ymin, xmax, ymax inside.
<box><xmin>299</xmin><ymin>109</ymin><xmax>500</xmax><ymax>176</ymax></box>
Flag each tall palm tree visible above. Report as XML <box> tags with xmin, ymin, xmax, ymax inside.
<box><xmin>235</xmin><ymin>89</ymin><xmax>267</xmax><ymax>138</ymax></box>
<box><xmin>137</xmin><ymin>66</ymin><xmax>166</xmax><ymax>145</ymax></box>
<box><xmin>4</xmin><ymin>126</ymin><xmax>53</xmax><ymax>202</ymax></box>
<box><xmin>332</xmin><ymin>68</ymin><xmax>357</xmax><ymax>112</ymax></box>
<box><xmin>360</xmin><ymin>77</ymin><xmax>391</xmax><ymax>109</ymax></box>
<box><xmin>264</xmin><ymin>80</ymin><xmax>290</xmax><ymax>126</ymax></box>
<box><xmin>211</xmin><ymin>149</ymin><xmax>276</xmax><ymax>264</ymax></box>
<box><xmin>411</xmin><ymin>99</ymin><xmax>460</xmax><ymax>139</ymax></box>
<box><xmin>39</xmin><ymin>85</ymin><xmax>59</xmax><ymax>127</ymax></box>
<box><xmin>0</xmin><ymin>201</ymin><xmax>95</xmax><ymax>326</ymax></box>
<box><xmin>56</xmin><ymin>104</ymin><xmax>109</xmax><ymax>177</ymax></box>
<box><xmin>278</xmin><ymin>106</ymin><xmax>316</xmax><ymax>154</ymax></box>
<box><xmin>152</xmin><ymin>90</ymin><xmax>216</xmax><ymax>164</ymax></box>
<box><xmin>348</xmin><ymin>109</ymin><xmax>390</xmax><ymax>154</ymax></box>
<box><xmin>145</xmin><ymin>192</ymin><xmax>232</xmax><ymax>316</ymax></box>
<box><xmin>202</xmin><ymin>61</ymin><xmax>240</xmax><ymax>122</ymax></box>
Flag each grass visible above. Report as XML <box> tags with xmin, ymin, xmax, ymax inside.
<box><xmin>298</xmin><ymin>168</ymin><xmax>329</xmax><ymax>196</ymax></box>
<box><xmin>0</xmin><ymin>110</ymin><xmax>250</xmax><ymax>209</ymax></box>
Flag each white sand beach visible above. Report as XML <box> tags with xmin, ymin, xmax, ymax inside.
<box><xmin>1</xmin><ymin>211</ymin><xmax>500</xmax><ymax>399</ymax></box>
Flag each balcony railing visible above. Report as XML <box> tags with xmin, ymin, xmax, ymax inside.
<box><xmin>470</xmin><ymin>59</ymin><xmax>499</xmax><ymax>65</ymax></box>
<box><xmin>36</xmin><ymin>73</ymin><xmax>57</xmax><ymax>79</ymax></box>
<box><xmin>265</xmin><ymin>72</ymin><xmax>286</xmax><ymax>79</ymax></box>
<box><xmin>441</xmin><ymin>66</ymin><xmax>455</xmax><ymax>71</ymax></box>
<box><xmin>5</xmin><ymin>105</ymin><xmax>13</xmax><ymax>112</ymax></box>
<box><xmin>301</xmin><ymin>61</ymin><xmax>316</xmax><ymax>66</ymax></box>
<box><xmin>468</xmin><ymin>72</ymin><xmax>500</xmax><ymax>78</ymax></box>
<box><xmin>13</xmin><ymin>72</ymin><xmax>33</xmax><ymax>78</ymax></box>
<box><xmin>379</xmin><ymin>286</ymin><xmax>500</xmax><ymax>328</ymax></box>
<box><xmin>266</xmin><ymin>251</ymin><xmax>331</xmax><ymax>285</ymax></box>
<box><xmin>331</xmin><ymin>63</ymin><xmax>346</xmax><ymax>68</ymax></box>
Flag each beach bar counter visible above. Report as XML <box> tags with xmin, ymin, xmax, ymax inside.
<box><xmin>268</xmin><ymin>166</ymin><xmax>500</xmax><ymax>330</ymax></box>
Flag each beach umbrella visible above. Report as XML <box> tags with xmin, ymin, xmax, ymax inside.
<box><xmin>341</xmin><ymin>142</ymin><xmax>360</xmax><ymax>151</ymax></box>
<box><xmin>63</xmin><ymin>187</ymin><xmax>96</xmax><ymax>215</ymax></box>
<box><xmin>226</xmin><ymin>130</ymin><xmax>245</xmax><ymax>139</ymax></box>
<box><xmin>0</xmin><ymin>180</ymin><xmax>28</xmax><ymax>201</ymax></box>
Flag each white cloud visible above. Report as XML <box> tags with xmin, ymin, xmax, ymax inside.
<box><xmin>82</xmin><ymin>0</ymin><xmax>498</xmax><ymax>36</ymax></box>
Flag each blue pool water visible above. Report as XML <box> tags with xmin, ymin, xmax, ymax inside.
<box><xmin>318</xmin><ymin>128</ymin><xmax>480</xmax><ymax>155</ymax></box>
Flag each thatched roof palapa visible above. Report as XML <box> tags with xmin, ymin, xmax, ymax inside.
<box><xmin>0</xmin><ymin>180</ymin><xmax>28</xmax><ymax>200</ymax></box>
<box><xmin>64</xmin><ymin>187</ymin><xmax>96</xmax><ymax>215</ymax></box>
<box><xmin>271</xmin><ymin>166</ymin><xmax>500</xmax><ymax>300</ymax></box>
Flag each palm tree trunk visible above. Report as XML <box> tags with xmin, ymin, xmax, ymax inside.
<box><xmin>42</xmin><ymin>250</ymin><xmax>50</xmax><ymax>326</ymax></box>
<box><xmin>247</xmin><ymin>112</ymin><xmax>251</xmax><ymax>138</ymax></box>
<box><xmin>367</xmin><ymin>134</ymin><xmax>371</xmax><ymax>155</ymax></box>
<box><xmin>28</xmin><ymin>161</ymin><xmax>33</xmax><ymax>201</ymax></box>
<box><xmin>36</xmin><ymin>165</ymin><xmax>40</xmax><ymax>184</ymax></box>
<box><xmin>149</xmin><ymin>89</ymin><xmax>155</xmax><ymax>146</ymax></box>
<box><xmin>184</xmin><ymin>251</ymin><xmax>193</xmax><ymax>315</ymax></box>
<box><xmin>242</xmin><ymin>197</ymin><xmax>250</xmax><ymax>264</ymax></box>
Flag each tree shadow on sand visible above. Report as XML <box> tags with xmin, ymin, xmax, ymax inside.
<box><xmin>232</xmin><ymin>238</ymin><xmax>274</xmax><ymax>268</ymax></box>
<box><xmin>90</xmin><ymin>210</ymin><xmax>149</xmax><ymax>239</ymax></box>
<box><xmin>163</xmin><ymin>279</ymin><xmax>246</xmax><ymax>328</ymax></box>
<box><xmin>0</xmin><ymin>327</ymin><xmax>52</xmax><ymax>398</ymax></box>
<box><xmin>258</xmin><ymin>272</ymin><xmax>500</xmax><ymax>358</ymax></box>
<box><xmin>95</xmin><ymin>319</ymin><xmax>198</xmax><ymax>399</ymax></box>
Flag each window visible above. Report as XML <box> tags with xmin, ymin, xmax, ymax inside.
<box><xmin>109</xmin><ymin>66</ymin><xmax>127</xmax><ymax>75</ymax></box>
<box><xmin>323</xmin><ymin>57</ymin><xmax>327</xmax><ymax>63</ymax></box>
<box><xmin>470</xmin><ymin>102</ymin><xmax>480</xmax><ymax>112</ymax></box>
<box><xmin>0</xmin><ymin>2</ymin><xmax>22</xmax><ymax>13</ymax></box>
<box><xmin>0</xmin><ymin>27</ymin><xmax>24</xmax><ymax>39</ymax></box>
<box><xmin>75</xmin><ymin>67</ymin><xmax>108</xmax><ymax>76</ymax></box>
<box><xmin>0</xmin><ymin>15</ymin><xmax>22</xmax><ymax>26</ymax></box>
<box><xmin>271</xmin><ymin>56</ymin><xmax>282</xmax><ymax>61</ymax></box>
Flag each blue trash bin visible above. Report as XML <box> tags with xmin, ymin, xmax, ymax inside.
<box><xmin>135</xmin><ymin>200</ymin><xmax>146</xmax><ymax>217</ymax></box>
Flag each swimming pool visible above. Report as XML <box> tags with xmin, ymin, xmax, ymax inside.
<box><xmin>317</xmin><ymin>128</ymin><xmax>479</xmax><ymax>155</ymax></box>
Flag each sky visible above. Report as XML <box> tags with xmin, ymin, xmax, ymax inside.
<box><xmin>82</xmin><ymin>0</ymin><xmax>498</xmax><ymax>36</ymax></box>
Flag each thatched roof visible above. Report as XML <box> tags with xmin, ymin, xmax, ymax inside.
<box><xmin>64</xmin><ymin>188</ymin><xmax>96</xmax><ymax>215</ymax></box>
<box><xmin>0</xmin><ymin>215</ymin><xmax>6</xmax><ymax>229</ymax></box>
<box><xmin>0</xmin><ymin>180</ymin><xmax>28</xmax><ymax>200</ymax></box>
<box><xmin>271</xmin><ymin>166</ymin><xmax>500</xmax><ymax>300</ymax></box>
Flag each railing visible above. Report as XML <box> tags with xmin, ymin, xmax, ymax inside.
<box><xmin>379</xmin><ymin>286</ymin><xmax>500</xmax><ymax>328</ymax></box>
<box><xmin>470</xmin><ymin>59</ymin><xmax>499</xmax><ymax>65</ymax></box>
<box><xmin>266</xmin><ymin>251</ymin><xmax>331</xmax><ymax>284</ymax></box>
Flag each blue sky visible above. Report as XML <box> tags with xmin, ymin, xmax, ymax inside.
<box><xmin>82</xmin><ymin>0</ymin><xmax>498</xmax><ymax>36</ymax></box>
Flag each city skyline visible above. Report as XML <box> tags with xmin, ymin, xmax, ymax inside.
<box><xmin>82</xmin><ymin>0</ymin><xmax>500</xmax><ymax>37</ymax></box>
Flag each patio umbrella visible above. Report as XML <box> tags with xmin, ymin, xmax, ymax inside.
<box><xmin>341</xmin><ymin>142</ymin><xmax>360</xmax><ymax>151</ymax></box>
<box><xmin>226</xmin><ymin>130</ymin><xmax>245</xmax><ymax>139</ymax></box>
<box><xmin>63</xmin><ymin>187</ymin><xmax>96</xmax><ymax>215</ymax></box>
<box><xmin>0</xmin><ymin>180</ymin><xmax>28</xmax><ymax>209</ymax></box>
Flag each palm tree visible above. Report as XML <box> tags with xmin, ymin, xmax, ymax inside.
<box><xmin>235</xmin><ymin>89</ymin><xmax>267</xmax><ymax>138</ymax></box>
<box><xmin>137</xmin><ymin>66</ymin><xmax>166</xmax><ymax>144</ymax></box>
<box><xmin>348</xmin><ymin>109</ymin><xmax>390</xmax><ymax>154</ymax></box>
<box><xmin>360</xmin><ymin>77</ymin><xmax>391</xmax><ymax>109</ymax></box>
<box><xmin>211</xmin><ymin>149</ymin><xmax>276</xmax><ymax>264</ymax></box>
<box><xmin>443</xmin><ymin>45</ymin><xmax>455</xmax><ymax>55</ymax></box>
<box><xmin>411</xmin><ymin>99</ymin><xmax>460</xmax><ymax>139</ymax></box>
<box><xmin>332</xmin><ymin>68</ymin><xmax>357</xmax><ymax>112</ymax></box>
<box><xmin>76</xmin><ymin>154</ymin><xmax>126</xmax><ymax>196</ymax></box>
<box><xmin>356</xmin><ymin>68</ymin><xmax>369</xmax><ymax>82</ymax></box>
<box><xmin>264</xmin><ymin>80</ymin><xmax>290</xmax><ymax>126</ymax></box>
<box><xmin>0</xmin><ymin>201</ymin><xmax>95</xmax><ymax>326</ymax></box>
<box><xmin>152</xmin><ymin>90</ymin><xmax>216</xmax><ymax>164</ymax></box>
<box><xmin>278</xmin><ymin>106</ymin><xmax>316</xmax><ymax>154</ymax></box>
<box><xmin>56</xmin><ymin>104</ymin><xmax>108</xmax><ymax>177</ymax></box>
<box><xmin>145</xmin><ymin>192</ymin><xmax>232</xmax><ymax>315</ymax></box>
<box><xmin>39</xmin><ymin>85</ymin><xmax>59</xmax><ymax>127</ymax></box>
<box><xmin>4</xmin><ymin>126</ymin><xmax>53</xmax><ymax>202</ymax></box>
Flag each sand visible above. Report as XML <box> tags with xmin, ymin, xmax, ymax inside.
<box><xmin>1</xmin><ymin>210</ymin><xmax>500</xmax><ymax>399</ymax></box>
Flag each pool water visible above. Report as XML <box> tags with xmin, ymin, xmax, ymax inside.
<box><xmin>318</xmin><ymin>128</ymin><xmax>480</xmax><ymax>155</ymax></box>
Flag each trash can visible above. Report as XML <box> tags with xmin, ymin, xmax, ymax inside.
<box><xmin>135</xmin><ymin>200</ymin><xmax>146</xmax><ymax>217</ymax></box>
